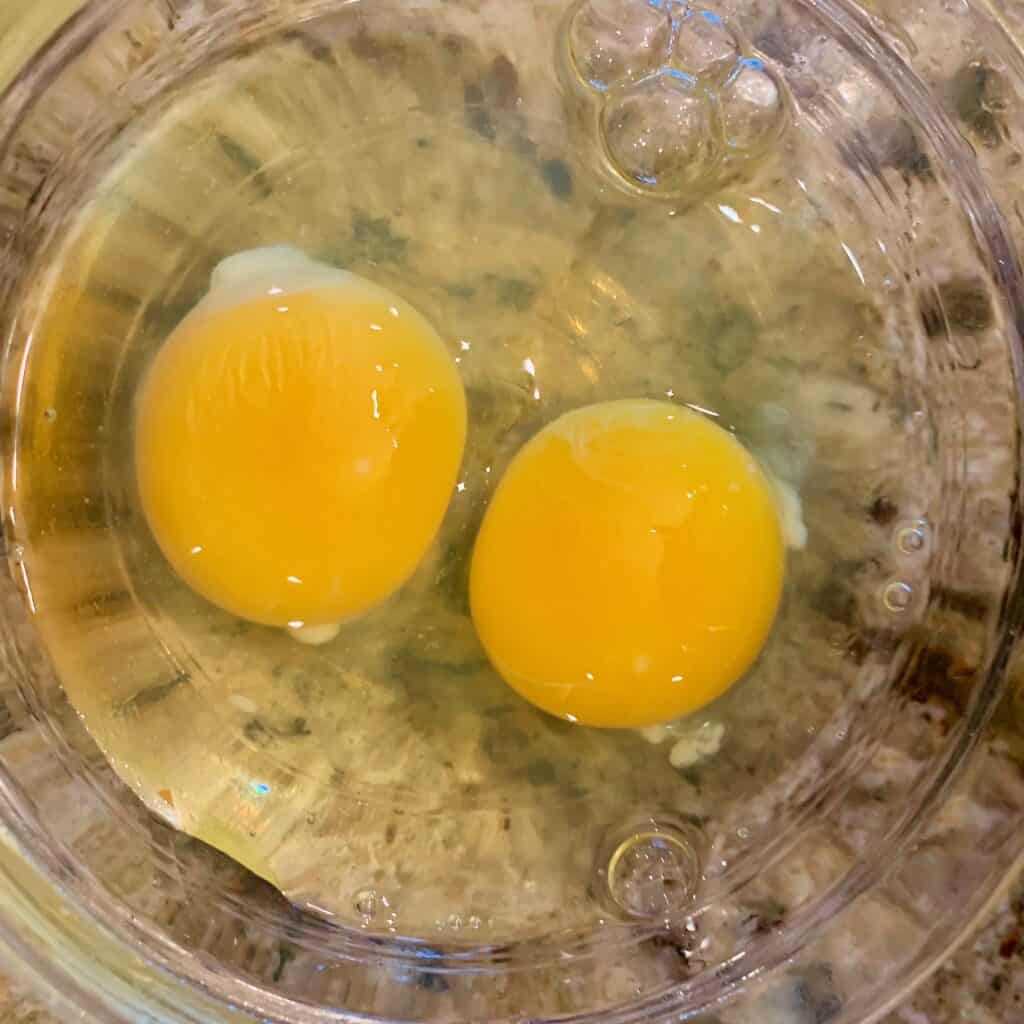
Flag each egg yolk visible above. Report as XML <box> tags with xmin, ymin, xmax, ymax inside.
<box><xmin>135</xmin><ymin>272</ymin><xmax>466</xmax><ymax>628</ymax></box>
<box><xmin>470</xmin><ymin>399</ymin><xmax>784</xmax><ymax>728</ymax></box>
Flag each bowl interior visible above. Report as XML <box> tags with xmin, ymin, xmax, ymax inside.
<box><xmin>0</xmin><ymin>0</ymin><xmax>1022</xmax><ymax>1020</ymax></box>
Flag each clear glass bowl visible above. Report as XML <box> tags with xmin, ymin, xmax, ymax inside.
<box><xmin>1</xmin><ymin>1</ymin><xmax>1024</xmax><ymax>1022</ymax></box>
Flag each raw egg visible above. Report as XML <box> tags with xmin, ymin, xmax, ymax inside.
<box><xmin>470</xmin><ymin>399</ymin><xmax>784</xmax><ymax>728</ymax></box>
<box><xmin>135</xmin><ymin>247</ymin><xmax>466</xmax><ymax>628</ymax></box>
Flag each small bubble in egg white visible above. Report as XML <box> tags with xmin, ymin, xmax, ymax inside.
<box><xmin>883</xmin><ymin>581</ymin><xmax>913</xmax><ymax>612</ymax></box>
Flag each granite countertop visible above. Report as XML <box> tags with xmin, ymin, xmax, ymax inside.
<box><xmin>879</xmin><ymin>878</ymin><xmax>1024</xmax><ymax>1024</ymax></box>
<box><xmin>0</xmin><ymin>876</ymin><xmax>1020</xmax><ymax>1023</ymax></box>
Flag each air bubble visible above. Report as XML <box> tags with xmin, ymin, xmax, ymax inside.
<box><xmin>354</xmin><ymin>888</ymin><xmax>381</xmax><ymax>920</ymax></box>
<box><xmin>567</xmin><ymin>0</ymin><xmax>673</xmax><ymax>93</ymax></box>
<box><xmin>883</xmin><ymin>581</ymin><xmax>913</xmax><ymax>612</ymax></box>
<box><xmin>601</xmin><ymin>820</ymin><xmax>703</xmax><ymax>918</ymax></box>
<box><xmin>43</xmin><ymin>408</ymin><xmax>57</xmax><ymax>422</ymax></box>
<box><xmin>721</xmin><ymin>59</ymin><xmax>785</xmax><ymax>157</ymax></box>
<box><xmin>600</xmin><ymin>71</ymin><xmax>721</xmax><ymax>193</ymax></box>
<box><xmin>896</xmin><ymin>522</ymin><xmax>928</xmax><ymax>554</ymax></box>
<box><xmin>673</xmin><ymin>9</ymin><xmax>741</xmax><ymax>79</ymax></box>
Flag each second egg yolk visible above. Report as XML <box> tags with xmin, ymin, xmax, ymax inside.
<box><xmin>135</xmin><ymin>270</ymin><xmax>466</xmax><ymax>628</ymax></box>
<box><xmin>470</xmin><ymin>399</ymin><xmax>784</xmax><ymax>728</ymax></box>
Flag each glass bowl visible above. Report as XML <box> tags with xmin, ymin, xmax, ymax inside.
<box><xmin>1</xmin><ymin>1</ymin><xmax>1024</xmax><ymax>1022</ymax></box>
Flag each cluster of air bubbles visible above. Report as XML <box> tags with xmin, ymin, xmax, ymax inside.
<box><xmin>565</xmin><ymin>0</ymin><xmax>788</xmax><ymax>195</ymax></box>
<box><xmin>884</xmin><ymin>520</ymin><xmax>930</xmax><ymax>614</ymax></box>
<box><xmin>353</xmin><ymin>888</ymin><xmax>398</xmax><ymax>930</ymax></box>
<box><xmin>596</xmin><ymin>819</ymin><xmax>704</xmax><ymax>919</ymax></box>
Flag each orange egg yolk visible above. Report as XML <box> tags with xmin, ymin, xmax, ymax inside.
<box><xmin>470</xmin><ymin>399</ymin><xmax>784</xmax><ymax>728</ymax></box>
<box><xmin>135</xmin><ymin>274</ymin><xmax>466</xmax><ymax>627</ymax></box>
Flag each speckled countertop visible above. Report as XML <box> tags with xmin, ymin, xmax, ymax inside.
<box><xmin>883</xmin><ymin>881</ymin><xmax>1024</xmax><ymax>1024</ymax></box>
<box><xmin>0</xmin><ymin>881</ymin><xmax>1019</xmax><ymax>1023</ymax></box>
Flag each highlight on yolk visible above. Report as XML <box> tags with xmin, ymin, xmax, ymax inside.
<box><xmin>469</xmin><ymin>399</ymin><xmax>784</xmax><ymax>728</ymax></box>
<box><xmin>135</xmin><ymin>247</ymin><xmax>466</xmax><ymax>628</ymax></box>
